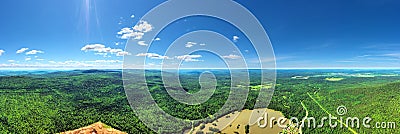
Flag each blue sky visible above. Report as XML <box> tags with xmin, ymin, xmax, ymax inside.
<box><xmin>0</xmin><ymin>0</ymin><xmax>399</xmax><ymax>69</ymax></box>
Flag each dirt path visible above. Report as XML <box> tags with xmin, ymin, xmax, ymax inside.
<box><xmin>299</xmin><ymin>101</ymin><xmax>309</xmax><ymax>134</ymax></box>
<box><xmin>306</xmin><ymin>92</ymin><xmax>358</xmax><ymax>134</ymax></box>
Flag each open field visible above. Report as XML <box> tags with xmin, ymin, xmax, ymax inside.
<box><xmin>325</xmin><ymin>77</ymin><xmax>345</xmax><ymax>81</ymax></box>
<box><xmin>189</xmin><ymin>109</ymin><xmax>287</xmax><ymax>134</ymax></box>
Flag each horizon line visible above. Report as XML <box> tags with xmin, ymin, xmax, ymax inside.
<box><xmin>1</xmin><ymin>67</ymin><xmax>400</xmax><ymax>70</ymax></box>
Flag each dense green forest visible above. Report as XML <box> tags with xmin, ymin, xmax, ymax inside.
<box><xmin>0</xmin><ymin>69</ymin><xmax>399</xmax><ymax>133</ymax></box>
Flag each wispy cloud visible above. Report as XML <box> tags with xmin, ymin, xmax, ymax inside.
<box><xmin>176</xmin><ymin>55</ymin><xmax>202</xmax><ymax>62</ymax></box>
<box><xmin>94</xmin><ymin>53</ymin><xmax>108</xmax><ymax>57</ymax></box>
<box><xmin>138</xmin><ymin>41</ymin><xmax>148</xmax><ymax>46</ymax></box>
<box><xmin>250</xmin><ymin>56</ymin><xmax>293</xmax><ymax>63</ymax></box>
<box><xmin>362</xmin><ymin>43</ymin><xmax>400</xmax><ymax>50</ymax></box>
<box><xmin>136</xmin><ymin>53</ymin><xmax>170</xmax><ymax>59</ymax></box>
<box><xmin>336</xmin><ymin>60</ymin><xmax>357</xmax><ymax>63</ymax></box>
<box><xmin>381</xmin><ymin>53</ymin><xmax>400</xmax><ymax>59</ymax></box>
<box><xmin>305</xmin><ymin>43</ymin><xmax>331</xmax><ymax>50</ymax></box>
<box><xmin>185</xmin><ymin>42</ymin><xmax>197</xmax><ymax>48</ymax></box>
<box><xmin>116</xmin><ymin>51</ymin><xmax>131</xmax><ymax>56</ymax></box>
<box><xmin>134</xmin><ymin>53</ymin><xmax>203</xmax><ymax>62</ymax></box>
<box><xmin>16</xmin><ymin>48</ymin><xmax>29</xmax><ymax>54</ymax></box>
<box><xmin>222</xmin><ymin>54</ymin><xmax>241</xmax><ymax>59</ymax></box>
<box><xmin>26</xmin><ymin>50</ymin><xmax>44</xmax><ymax>55</ymax></box>
<box><xmin>0</xmin><ymin>50</ymin><xmax>4</xmax><ymax>56</ymax></box>
<box><xmin>81</xmin><ymin>44</ymin><xmax>105</xmax><ymax>51</ymax></box>
<box><xmin>336</xmin><ymin>52</ymin><xmax>400</xmax><ymax>64</ymax></box>
<box><xmin>334</xmin><ymin>43</ymin><xmax>400</xmax><ymax>66</ymax></box>
<box><xmin>183</xmin><ymin>41</ymin><xmax>206</xmax><ymax>48</ymax></box>
<box><xmin>0</xmin><ymin>59</ymin><xmax>124</xmax><ymax>69</ymax></box>
<box><xmin>81</xmin><ymin>44</ymin><xmax>130</xmax><ymax>56</ymax></box>
<box><xmin>81</xmin><ymin>44</ymin><xmax>122</xmax><ymax>53</ymax></box>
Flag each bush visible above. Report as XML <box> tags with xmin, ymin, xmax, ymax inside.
<box><xmin>200</xmin><ymin>124</ymin><xmax>205</xmax><ymax>130</ymax></box>
<box><xmin>196</xmin><ymin>131</ymin><xmax>204</xmax><ymax>134</ymax></box>
<box><xmin>209</xmin><ymin>127</ymin><xmax>220</xmax><ymax>132</ymax></box>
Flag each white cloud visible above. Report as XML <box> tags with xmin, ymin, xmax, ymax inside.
<box><xmin>108</xmin><ymin>48</ymin><xmax>123</xmax><ymax>53</ymax></box>
<box><xmin>36</xmin><ymin>59</ymin><xmax>45</xmax><ymax>61</ymax></box>
<box><xmin>185</xmin><ymin>42</ymin><xmax>197</xmax><ymax>48</ymax></box>
<box><xmin>136</xmin><ymin>53</ymin><xmax>169</xmax><ymax>59</ymax></box>
<box><xmin>81</xmin><ymin>44</ymin><xmax>106</xmax><ymax>51</ymax></box>
<box><xmin>154</xmin><ymin>37</ymin><xmax>161</xmax><ymax>41</ymax></box>
<box><xmin>26</xmin><ymin>50</ymin><xmax>44</xmax><ymax>55</ymax></box>
<box><xmin>16</xmin><ymin>48</ymin><xmax>29</xmax><ymax>54</ymax></box>
<box><xmin>200</xmin><ymin>43</ymin><xmax>206</xmax><ymax>46</ymax></box>
<box><xmin>116</xmin><ymin>51</ymin><xmax>131</xmax><ymax>56</ymax></box>
<box><xmin>25</xmin><ymin>57</ymin><xmax>32</xmax><ymax>61</ymax></box>
<box><xmin>138</xmin><ymin>41</ymin><xmax>148</xmax><ymax>46</ymax></box>
<box><xmin>126</xmin><ymin>32</ymin><xmax>145</xmax><ymax>40</ymax></box>
<box><xmin>223</xmin><ymin>54</ymin><xmax>241</xmax><ymax>59</ymax></box>
<box><xmin>118</xmin><ymin>28</ymin><xmax>144</xmax><ymax>40</ymax></box>
<box><xmin>82</xmin><ymin>44</ymin><xmax>122</xmax><ymax>53</ymax></box>
<box><xmin>135</xmin><ymin>53</ymin><xmax>150</xmax><ymax>57</ymax></box>
<box><xmin>0</xmin><ymin>50</ymin><xmax>4</xmax><ymax>56</ymax></box>
<box><xmin>117</xmin><ymin>20</ymin><xmax>153</xmax><ymax>40</ymax></box>
<box><xmin>130</xmin><ymin>15</ymin><xmax>135</xmax><ymax>18</ymax></box>
<box><xmin>81</xmin><ymin>44</ymin><xmax>129</xmax><ymax>57</ymax></box>
<box><xmin>8</xmin><ymin>60</ymin><xmax>15</xmax><ymax>62</ymax></box>
<box><xmin>176</xmin><ymin>55</ymin><xmax>202</xmax><ymax>62</ymax></box>
<box><xmin>133</xmin><ymin>20</ymin><xmax>153</xmax><ymax>33</ymax></box>
<box><xmin>117</xmin><ymin>27</ymin><xmax>132</xmax><ymax>35</ymax></box>
<box><xmin>233</xmin><ymin>36</ymin><xmax>240</xmax><ymax>42</ymax></box>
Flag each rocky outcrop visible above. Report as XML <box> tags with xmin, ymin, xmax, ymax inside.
<box><xmin>60</xmin><ymin>122</ymin><xmax>127</xmax><ymax>134</ymax></box>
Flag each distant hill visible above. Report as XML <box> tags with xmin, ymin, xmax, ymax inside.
<box><xmin>80</xmin><ymin>69</ymin><xmax>120</xmax><ymax>73</ymax></box>
<box><xmin>59</xmin><ymin>122</ymin><xmax>127</xmax><ymax>134</ymax></box>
